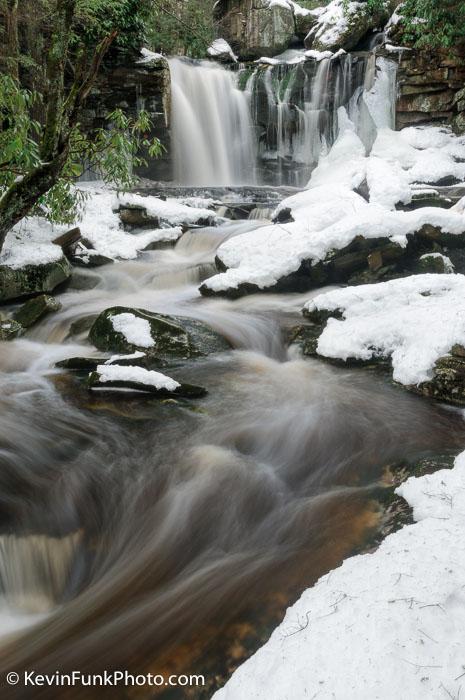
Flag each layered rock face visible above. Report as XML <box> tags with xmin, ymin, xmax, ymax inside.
<box><xmin>396</xmin><ymin>47</ymin><xmax>465</xmax><ymax>132</ymax></box>
<box><xmin>82</xmin><ymin>53</ymin><xmax>172</xmax><ymax>180</ymax></box>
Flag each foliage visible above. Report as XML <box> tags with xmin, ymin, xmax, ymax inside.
<box><xmin>146</xmin><ymin>0</ymin><xmax>215</xmax><ymax>58</ymax></box>
<box><xmin>0</xmin><ymin>75</ymin><xmax>162</xmax><ymax>225</ymax></box>
<box><xmin>0</xmin><ymin>0</ymin><xmax>162</xmax><ymax>243</ymax></box>
<box><xmin>342</xmin><ymin>0</ymin><xmax>465</xmax><ymax>49</ymax></box>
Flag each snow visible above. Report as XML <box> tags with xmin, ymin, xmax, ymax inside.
<box><xmin>215</xmin><ymin>447</ymin><xmax>465</xmax><ymax>700</ymax></box>
<box><xmin>105</xmin><ymin>351</ymin><xmax>146</xmax><ymax>364</ymax></box>
<box><xmin>93</xmin><ymin>364</ymin><xmax>180</xmax><ymax>391</ymax></box>
<box><xmin>117</xmin><ymin>192</ymin><xmax>216</xmax><ymax>227</ymax></box>
<box><xmin>110</xmin><ymin>313</ymin><xmax>154</xmax><ymax>349</ymax></box>
<box><xmin>1</xmin><ymin>184</ymin><xmax>218</xmax><ymax>269</ymax></box>
<box><xmin>0</xmin><ymin>221</ymin><xmax>64</xmax><ymax>270</ymax></box>
<box><xmin>304</xmin><ymin>274</ymin><xmax>465</xmax><ymax>385</ymax></box>
<box><xmin>207</xmin><ymin>39</ymin><xmax>237</xmax><ymax>62</ymax></box>
<box><xmin>138</xmin><ymin>48</ymin><xmax>164</xmax><ymax>64</ymax></box>
<box><xmin>305</xmin><ymin>0</ymin><xmax>352</xmax><ymax>49</ymax></box>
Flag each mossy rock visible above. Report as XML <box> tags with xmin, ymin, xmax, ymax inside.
<box><xmin>88</xmin><ymin>306</ymin><xmax>230</xmax><ymax>360</ymax></box>
<box><xmin>0</xmin><ymin>319</ymin><xmax>23</xmax><ymax>340</ymax></box>
<box><xmin>13</xmin><ymin>294</ymin><xmax>61</xmax><ymax>328</ymax></box>
<box><xmin>414</xmin><ymin>254</ymin><xmax>453</xmax><ymax>274</ymax></box>
<box><xmin>0</xmin><ymin>257</ymin><xmax>71</xmax><ymax>302</ymax></box>
<box><xmin>415</xmin><ymin>353</ymin><xmax>465</xmax><ymax>405</ymax></box>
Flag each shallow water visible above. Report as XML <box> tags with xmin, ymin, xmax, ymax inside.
<box><xmin>0</xmin><ymin>220</ymin><xmax>464</xmax><ymax>698</ymax></box>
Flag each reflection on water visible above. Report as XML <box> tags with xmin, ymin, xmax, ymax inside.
<box><xmin>0</xmin><ymin>219</ymin><xmax>464</xmax><ymax>698</ymax></box>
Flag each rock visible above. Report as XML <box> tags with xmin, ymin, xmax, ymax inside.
<box><xmin>305</xmin><ymin>1</ymin><xmax>393</xmax><ymax>52</ymax></box>
<box><xmin>414</xmin><ymin>254</ymin><xmax>453</xmax><ymax>274</ymax></box>
<box><xmin>214</xmin><ymin>0</ymin><xmax>296</xmax><ymax>60</ymax></box>
<box><xmin>88</xmin><ymin>306</ymin><xmax>230</xmax><ymax>360</ymax></box>
<box><xmin>0</xmin><ymin>319</ymin><xmax>23</xmax><ymax>341</ymax></box>
<box><xmin>56</xmin><ymin>353</ymin><xmax>161</xmax><ymax>372</ymax></box>
<box><xmin>0</xmin><ymin>257</ymin><xmax>71</xmax><ymax>302</ymax></box>
<box><xmin>415</xmin><ymin>354</ymin><xmax>465</xmax><ymax>406</ymax></box>
<box><xmin>69</xmin><ymin>250</ymin><xmax>114</xmax><ymax>268</ymax></box>
<box><xmin>286</xmin><ymin>324</ymin><xmax>320</xmax><ymax>356</ymax></box>
<box><xmin>87</xmin><ymin>370</ymin><xmax>207</xmax><ymax>398</ymax></box>
<box><xmin>68</xmin><ymin>315</ymin><xmax>99</xmax><ymax>338</ymax></box>
<box><xmin>52</xmin><ymin>227</ymin><xmax>82</xmax><ymax>255</ymax></box>
<box><xmin>118</xmin><ymin>204</ymin><xmax>160</xmax><ymax>230</ymax></box>
<box><xmin>56</xmin><ymin>357</ymin><xmax>103</xmax><ymax>372</ymax></box>
<box><xmin>13</xmin><ymin>294</ymin><xmax>61</xmax><ymax>328</ymax></box>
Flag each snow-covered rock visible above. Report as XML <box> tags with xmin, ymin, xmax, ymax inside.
<box><xmin>304</xmin><ymin>0</ymin><xmax>394</xmax><ymax>52</ymax></box>
<box><xmin>304</xmin><ymin>273</ymin><xmax>465</xmax><ymax>387</ymax></box>
<box><xmin>214</xmin><ymin>447</ymin><xmax>465</xmax><ymax>700</ymax></box>
<box><xmin>207</xmin><ymin>38</ymin><xmax>238</xmax><ymax>62</ymax></box>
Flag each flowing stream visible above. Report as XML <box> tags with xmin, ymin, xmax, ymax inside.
<box><xmin>1</xmin><ymin>219</ymin><xmax>464</xmax><ymax>698</ymax></box>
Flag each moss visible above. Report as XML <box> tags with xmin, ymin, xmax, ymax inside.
<box><xmin>88</xmin><ymin>306</ymin><xmax>231</xmax><ymax>360</ymax></box>
<box><xmin>0</xmin><ymin>257</ymin><xmax>71</xmax><ymax>302</ymax></box>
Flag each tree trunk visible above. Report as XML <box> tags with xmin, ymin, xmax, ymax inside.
<box><xmin>0</xmin><ymin>153</ymin><xmax>68</xmax><ymax>251</ymax></box>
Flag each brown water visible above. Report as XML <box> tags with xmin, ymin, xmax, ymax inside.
<box><xmin>0</xmin><ymin>220</ymin><xmax>464</xmax><ymax>699</ymax></box>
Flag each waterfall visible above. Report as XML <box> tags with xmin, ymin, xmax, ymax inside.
<box><xmin>243</xmin><ymin>52</ymin><xmax>369</xmax><ymax>186</ymax></box>
<box><xmin>169</xmin><ymin>58</ymin><xmax>257</xmax><ymax>186</ymax></box>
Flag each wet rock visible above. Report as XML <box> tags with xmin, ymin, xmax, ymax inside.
<box><xmin>286</xmin><ymin>324</ymin><xmax>320</xmax><ymax>356</ymax></box>
<box><xmin>88</xmin><ymin>306</ymin><xmax>230</xmax><ymax>360</ymax></box>
<box><xmin>13</xmin><ymin>294</ymin><xmax>61</xmax><ymax>328</ymax></box>
<box><xmin>0</xmin><ymin>257</ymin><xmax>71</xmax><ymax>303</ymax></box>
<box><xmin>0</xmin><ymin>319</ymin><xmax>23</xmax><ymax>341</ymax></box>
<box><xmin>68</xmin><ymin>315</ymin><xmax>99</xmax><ymax>338</ymax></box>
<box><xmin>87</xmin><ymin>370</ymin><xmax>207</xmax><ymax>398</ymax></box>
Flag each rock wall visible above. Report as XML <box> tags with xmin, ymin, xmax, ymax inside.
<box><xmin>396</xmin><ymin>47</ymin><xmax>465</xmax><ymax>133</ymax></box>
<box><xmin>82</xmin><ymin>54</ymin><xmax>172</xmax><ymax>181</ymax></box>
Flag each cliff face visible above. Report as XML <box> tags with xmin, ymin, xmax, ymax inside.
<box><xmin>82</xmin><ymin>54</ymin><xmax>172</xmax><ymax>180</ymax></box>
<box><xmin>396</xmin><ymin>47</ymin><xmax>465</xmax><ymax>133</ymax></box>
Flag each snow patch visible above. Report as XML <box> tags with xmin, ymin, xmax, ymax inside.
<box><xmin>110</xmin><ymin>313</ymin><xmax>154</xmax><ymax>349</ymax></box>
<box><xmin>94</xmin><ymin>364</ymin><xmax>180</xmax><ymax>391</ymax></box>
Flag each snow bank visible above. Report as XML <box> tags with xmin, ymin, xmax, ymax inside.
<box><xmin>1</xmin><ymin>184</ymin><xmax>216</xmax><ymax>268</ymax></box>
<box><xmin>110</xmin><ymin>313</ymin><xmax>154</xmax><ymax>349</ymax></box>
<box><xmin>214</xmin><ymin>448</ymin><xmax>465</xmax><ymax>700</ymax></box>
<box><xmin>202</xmin><ymin>190</ymin><xmax>465</xmax><ymax>294</ymax></box>
<box><xmin>0</xmin><ymin>219</ymin><xmax>64</xmax><ymax>270</ymax></box>
<box><xmin>137</xmin><ymin>48</ymin><xmax>164</xmax><ymax>64</ymax></box>
<box><xmin>304</xmin><ymin>274</ymin><xmax>465</xmax><ymax>385</ymax></box>
<box><xmin>93</xmin><ymin>364</ymin><xmax>180</xmax><ymax>391</ymax></box>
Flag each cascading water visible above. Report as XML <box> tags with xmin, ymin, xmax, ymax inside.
<box><xmin>169</xmin><ymin>58</ymin><xmax>257</xmax><ymax>186</ymax></box>
<box><xmin>168</xmin><ymin>51</ymin><xmax>371</xmax><ymax>187</ymax></box>
<box><xmin>242</xmin><ymin>51</ymin><xmax>369</xmax><ymax>185</ymax></box>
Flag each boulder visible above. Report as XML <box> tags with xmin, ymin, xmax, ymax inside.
<box><xmin>88</xmin><ymin>306</ymin><xmax>230</xmax><ymax>360</ymax></box>
<box><xmin>0</xmin><ymin>257</ymin><xmax>71</xmax><ymax>303</ymax></box>
<box><xmin>13</xmin><ymin>294</ymin><xmax>61</xmax><ymax>328</ymax></box>
<box><xmin>214</xmin><ymin>0</ymin><xmax>296</xmax><ymax>60</ymax></box>
<box><xmin>0</xmin><ymin>319</ymin><xmax>23</xmax><ymax>341</ymax></box>
<box><xmin>305</xmin><ymin>1</ymin><xmax>394</xmax><ymax>52</ymax></box>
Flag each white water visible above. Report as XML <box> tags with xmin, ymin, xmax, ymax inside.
<box><xmin>169</xmin><ymin>58</ymin><xmax>257</xmax><ymax>186</ymax></box>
